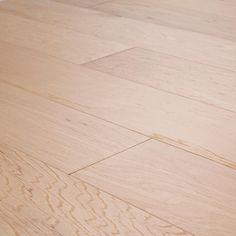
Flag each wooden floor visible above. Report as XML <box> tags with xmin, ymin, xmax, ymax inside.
<box><xmin>0</xmin><ymin>0</ymin><xmax>236</xmax><ymax>235</ymax></box>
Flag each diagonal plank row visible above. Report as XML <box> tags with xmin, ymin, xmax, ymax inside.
<box><xmin>49</xmin><ymin>0</ymin><xmax>107</xmax><ymax>8</ymax></box>
<box><xmin>75</xmin><ymin>139</ymin><xmax>236</xmax><ymax>236</ymax></box>
<box><xmin>0</xmin><ymin>11</ymin><xmax>129</xmax><ymax>65</ymax></box>
<box><xmin>93</xmin><ymin>0</ymin><xmax>236</xmax><ymax>41</ymax></box>
<box><xmin>85</xmin><ymin>47</ymin><xmax>236</xmax><ymax>113</ymax></box>
<box><xmin>0</xmin><ymin>145</ymin><xmax>193</xmax><ymax>236</ymax></box>
<box><xmin>0</xmin><ymin>81</ymin><xmax>146</xmax><ymax>173</ymax></box>
<box><xmin>0</xmin><ymin>42</ymin><xmax>236</xmax><ymax>169</ymax></box>
<box><xmin>0</xmin><ymin>0</ymin><xmax>236</xmax><ymax>71</ymax></box>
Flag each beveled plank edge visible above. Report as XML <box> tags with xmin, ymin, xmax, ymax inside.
<box><xmin>0</xmin><ymin>143</ymin><xmax>195</xmax><ymax>236</ymax></box>
<box><xmin>74</xmin><ymin>177</ymin><xmax>196</xmax><ymax>236</ymax></box>
<box><xmin>2</xmin><ymin>0</ymin><xmax>236</xmax><ymax>60</ymax></box>
<box><xmin>0</xmin><ymin>80</ymin><xmax>149</xmax><ymax>172</ymax></box>
<box><xmin>68</xmin><ymin>138</ymin><xmax>151</xmax><ymax>175</ymax></box>
<box><xmin>82</xmin><ymin>53</ymin><xmax>236</xmax><ymax>115</ymax></box>
<box><xmin>1</xmin><ymin>77</ymin><xmax>235</xmax><ymax>172</ymax></box>
<box><xmin>0</xmin><ymin>4</ymin><xmax>134</xmax><ymax>61</ymax></box>
<box><xmin>90</xmin><ymin>0</ymin><xmax>236</xmax><ymax>42</ymax></box>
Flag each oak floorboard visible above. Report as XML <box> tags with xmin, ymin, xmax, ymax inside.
<box><xmin>0</xmin><ymin>145</ymin><xmax>193</xmax><ymax>236</ymax></box>
<box><xmin>0</xmin><ymin>42</ymin><xmax>236</xmax><ymax>169</ymax></box>
<box><xmin>93</xmin><ymin>0</ymin><xmax>236</xmax><ymax>41</ymax></box>
<box><xmin>0</xmin><ymin>11</ymin><xmax>129</xmax><ymax>65</ymax></box>
<box><xmin>85</xmin><ymin>47</ymin><xmax>236</xmax><ymax>113</ymax></box>
<box><xmin>0</xmin><ymin>82</ymin><xmax>145</xmax><ymax>173</ymax></box>
<box><xmin>75</xmin><ymin>139</ymin><xmax>236</xmax><ymax>236</ymax></box>
<box><xmin>1</xmin><ymin>0</ymin><xmax>236</xmax><ymax>71</ymax></box>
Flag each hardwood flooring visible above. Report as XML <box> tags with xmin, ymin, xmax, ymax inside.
<box><xmin>0</xmin><ymin>0</ymin><xmax>235</xmax><ymax>235</ymax></box>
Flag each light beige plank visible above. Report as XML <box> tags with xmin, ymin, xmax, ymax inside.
<box><xmin>0</xmin><ymin>145</ymin><xmax>193</xmax><ymax>236</ymax></box>
<box><xmin>0</xmin><ymin>42</ymin><xmax>236</xmax><ymax>169</ymax></box>
<box><xmin>76</xmin><ymin>139</ymin><xmax>236</xmax><ymax>236</ymax></box>
<box><xmin>0</xmin><ymin>11</ymin><xmax>129</xmax><ymax>65</ymax></box>
<box><xmin>50</xmin><ymin>0</ymin><xmax>107</xmax><ymax>8</ymax></box>
<box><xmin>0</xmin><ymin>82</ymin><xmax>145</xmax><ymax>173</ymax></box>
<box><xmin>94</xmin><ymin>0</ymin><xmax>236</xmax><ymax>41</ymax></box>
<box><xmin>85</xmin><ymin>47</ymin><xmax>236</xmax><ymax>112</ymax></box>
<box><xmin>1</xmin><ymin>0</ymin><xmax>236</xmax><ymax>71</ymax></box>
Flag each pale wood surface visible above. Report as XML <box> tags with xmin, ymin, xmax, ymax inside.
<box><xmin>1</xmin><ymin>0</ymin><xmax>236</xmax><ymax>71</ymax></box>
<box><xmin>0</xmin><ymin>145</ymin><xmax>194</xmax><ymax>236</ymax></box>
<box><xmin>50</xmin><ymin>0</ymin><xmax>107</xmax><ymax>8</ymax></box>
<box><xmin>94</xmin><ymin>0</ymin><xmax>236</xmax><ymax>41</ymax></box>
<box><xmin>76</xmin><ymin>139</ymin><xmax>236</xmax><ymax>236</ymax></box>
<box><xmin>1</xmin><ymin>42</ymin><xmax>235</xmax><ymax>169</ymax></box>
<box><xmin>0</xmin><ymin>82</ymin><xmax>145</xmax><ymax>173</ymax></box>
<box><xmin>0</xmin><ymin>11</ymin><xmax>129</xmax><ymax>65</ymax></box>
<box><xmin>85</xmin><ymin>47</ymin><xmax>236</xmax><ymax>112</ymax></box>
<box><xmin>1</xmin><ymin>0</ymin><xmax>236</xmax><ymax>235</ymax></box>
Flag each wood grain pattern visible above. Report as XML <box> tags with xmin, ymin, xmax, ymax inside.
<box><xmin>76</xmin><ymin>139</ymin><xmax>236</xmax><ymax>236</ymax></box>
<box><xmin>93</xmin><ymin>0</ymin><xmax>236</xmax><ymax>41</ymax></box>
<box><xmin>0</xmin><ymin>41</ymin><xmax>236</xmax><ymax>169</ymax></box>
<box><xmin>0</xmin><ymin>82</ymin><xmax>145</xmax><ymax>173</ymax></box>
<box><xmin>0</xmin><ymin>11</ymin><xmax>129</xmax><ymax>65</ymax></box>
<box><xmin>1</xmin><ymin>0</ymin><xmax>236</xmax><ymax>71</ymax></box>
<box><xmin>0</xmin><ymin>145</ymin><xmax>193</xmax><ymax>236</ymax></box>
<box><xmin>85</xmin><ymin>47</ymin><xmax>236</xmax><ymax>112</ymax></box>
<box><xmin>50</xmin><ymin>0</ymin><xmax>108</xmax><ymax>8</ymax></box>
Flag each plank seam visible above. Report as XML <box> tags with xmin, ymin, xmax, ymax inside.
<box><xmin>68</xmin><ymin>138</ymin><xmax>151</xmax><ymax>175</ymax></box>
<box><xmin>1</xmin><ymin>80</ymin><xmax>235</xmax><ymax>171</ymax></box>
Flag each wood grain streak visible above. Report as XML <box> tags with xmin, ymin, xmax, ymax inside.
<box><xmin>0</xmin><ymin>145</ymin><xmax>193</xmax><ymax>236</ymax></box>
<box><xmin>0</xmin><ymin>0</ymin><xmax>236</xmax><ymax>71</ymax></box>
<box><xmin>93</xmin><ymin>0</ymin><xmax>236</xmax><ymax>41</ymax></box>
<box><xmin>0</xmin><ymin>42</ymin><xmax>235</xmax><ymax>169</ymax></box>
<box><xmin>85</xmin><ymin>47</ymin><xmax>236</xmax><ymax>113</ymax></box>
<box><xmin>0</xmin><ymin>82</ymin><xmax>145</xmax><ymax>173</ymax></box>
<box><xmin>76</xmin><ymin>139</ymin><xmax>236</xmax><ymax>236</ymax></box>
<box><xmin>0</xmin><ymin>0</ymin><xmax>235</xmax><ymax>234</ymax></box>
<box><xmin>49</xmin><ymin>0</ymin><xmax>109</xmax><ymax>8</ymax></box>
<box><xmin>0</xmin><ymin>10</ymin><xmax>129</xmax><ymax>65</ymax></box>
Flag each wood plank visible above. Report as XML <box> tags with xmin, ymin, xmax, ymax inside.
<box><xmin>0</xmin><ymin>42</ymin><xmax>236</xmax><ymax>169</ymax></box>
<box><xmin>93</xmin><ymin>0</ymin><xmax>236</xmax><ymax>41</ymax></box>
<box><xmin>75</xmin><ymin>139</ymin><xmax>236</xmax><ymax>236</ymax></box>
<box><xmin>85</xmin><ymin>47</ymin><xmax>236</xmax><ymax>112</ymax></box>
<box><xmin>1</xmin><ymin>0</ymin><xmax>236</xmax><ymax>71</ymax></box>
<box><xmin>0</xmin><ymin>145</ymin><xmax>193</xmax><ymax>236</ymax></box>
<box><xmin>0</xmin><ymin>11</ymin><xmax>129</xmax><ymax>65</ymax></box>
<box><xmin>0</xmin><ymin>82</ymin><xmax>145</xmax><ymax>173</ymax></box>
<box><xmin>50</xmin><ymin>0</ymin><xmax>107</xmax><ymax>8</ymax></box>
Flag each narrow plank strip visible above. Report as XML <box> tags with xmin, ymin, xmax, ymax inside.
<box><xmin>49</xmin><ymin>0</ymin><xmax>107</xmax><ymax>8</ymax></box>
<box><xmin>1</xmin><ymin>0</ymin><xmax>236</xmax><ymax>71</ymax></box>
<box><xmin>75</xmin><ymin>139</ymin><xmax>236</xmax><ymax>236</ymax></box>
<box><xmin>0</xmin><ymin>42</ymin><xmax>236</xmax><ymax>169</ymax></box>
<box><xmin>85</xmin><ymin>47</ymin><xmax>236</xmax><ymax>112</ymax></box>
<box><xmin>0</xmin><ymin>11</ymin><xmax>129</xmax><ymax>64</ymax></box>
<box><xmin>94</xmin><ymin>0</ymin><xmax>236</xmax><ymax>41</ymax></box>
<box><xmin>0</xmin><ymin>82</ymin><xmax>145</xmax><ymax>173</ymax></box>
<box><xmin>0</xmin><ymin>145</ymin><xmax>193</xmax><ymax>236</ymax></box>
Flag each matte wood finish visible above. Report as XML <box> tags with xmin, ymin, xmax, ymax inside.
<box><xmin>1</xmin><ymin>0</ymin><xmax>236</xmax><ymax>235</ymax></box>
<box><xmin>0</xmin><ymin>145</ymin><xmax>193</xmax><ymax>236</ymax></box>
<box><xmin>0</xmin><ymin>82</ymin><xmax>145</xmax><ymax>173</ymax></box>
<box><xmin>0</xmin><ymin>11</ymin><xmax>128</xmax><ymax>64</ymax></box>
<box><xmin>1</xmin><ymin>0</ymin><xmax>236</xmax><ymax>71</ymax></box>
<box><xmin>85</xmin><ymin>47</ymin><xmax>236</xmax><ymax>112</ymax></box>
<box><xmin>50</xmin><ymin>0</ymin><xmax>107</xmax><ymax>8</ymax></box>
<box><xmin>76</xmin><ymin>139</ymin><xmax>236</xmax><ymax>236</ymax></box>
<box><xmin>0</xmin><ymin>42</ymin><xmax>235</xmax><ymax>169</ymax></box>
<box><xmin>94</xmin><ymin>0</ymin><xmax>236</xmax><ymax>41</ymax></box>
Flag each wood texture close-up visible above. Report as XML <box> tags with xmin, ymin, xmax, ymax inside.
<box><xmin>76</xmin><ymin>139</ymin><xmax>236</xmax><ymax>236</ymax></box>
<box><xmin>0</xmin><ymin>0</ymin><xmax>236</xmax><ymax>235</ymax></box>
<box><xmin>1</xmin><ymin>145</ymin><xmax>194</xmax><ymax>236</ymax></box>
